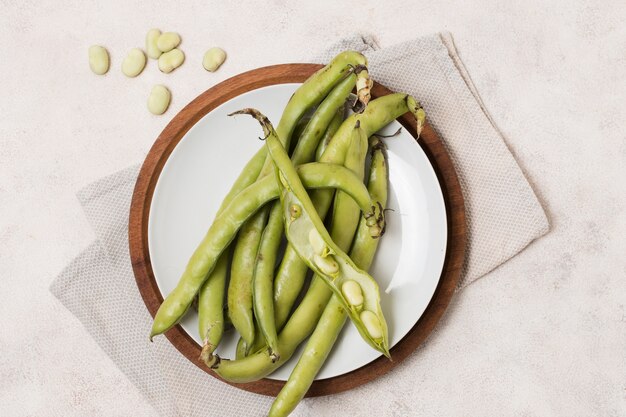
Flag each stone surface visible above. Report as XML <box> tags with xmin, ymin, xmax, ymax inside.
<box><xmin>0</xmin><ymin>1</ymin><xmax>624</xmax><ymax>416</ymax></box>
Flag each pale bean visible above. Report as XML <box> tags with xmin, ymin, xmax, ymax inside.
<box><xmin>157</xmin><ymin>32</ymin><xmax>181</xmax><ymax>52</ymax></box>
<box><xmin>308</xmin><ymin>229</ymin><xmax>327</xmax><ymax>257</ymax></box>
<box><xmin>147</xmin><ymin>85</ymin><xmax>171</xmax><ymax>115</ymax></box>
<box><xmin>360</xmin><ymin>310</ymin><xmax>383</xmax><ymax>339</ymax></box>
<box><xmin>341</xmin><ymin>280</ymin><xmax>364</xmax><ymax>308</ymax></box>
<box><xmin>146</xmin><ymin>29</ymin><xmax>162</xmax><ymax>59</ymax></box>
<box><xmin>121</xmin><ymin>48</ymin><xmax>146</xmax><ymax>77</ymax></box>
<box><xmin>158</xmin><ymin>49</ymin><xmax>185</xmax><ymax>73</ymax></box>
<box><xmin>88</xmin><ymin>45</ymin><xmax>109</xmax><ymax>75</ymax></box>
<box><xmin>313</xmin><ymin>254</ymin><xmax>339</xmax><ymax>276</ymax></box>
<box><xmin>202</xmin><ymin>47</ymin><xmax>226</xmax><ymax>72</ymax></box>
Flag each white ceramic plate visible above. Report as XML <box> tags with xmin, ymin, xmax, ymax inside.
<box><xmin>148</xmin><ymin>83</ymin><xmax>447</xmax><ymax>381</ymax></box>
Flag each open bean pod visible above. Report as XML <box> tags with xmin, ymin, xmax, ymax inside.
<box><xmin>234</xmin><ymin>108</ymin><xmax>390</xmax><ymax>357</ymax></box>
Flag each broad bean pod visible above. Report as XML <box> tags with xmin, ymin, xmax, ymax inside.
<box><xmin>233</xmin><ymin>109</ymin><xmax>389</xmax><ymax>355</ymax></box>
<box><xmin>198</xmin><ymin>147</ymin><xmax>267</xmax><ymax>357</ymax></box>
<box><xmin>269</xmin><ymin>137</ymin><xmax>389</xmax><ymax>417</ymax></box>
<box><xmin>251</xmin><ymin>74</ymin><xmax>356</xmax><ymax>360</ymax></box>
<box><xmin>227</xmin><ymin>54</ymin><xmax>369</xmax><ymax>348</ymax></box>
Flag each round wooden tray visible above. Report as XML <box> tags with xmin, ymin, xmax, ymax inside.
<box><xmin>129</xmin><ymin>64</ymin><xmax>466</xmax><ymax>397</ymax></box>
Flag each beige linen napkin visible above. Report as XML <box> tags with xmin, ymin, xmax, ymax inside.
<box><xmin>50</xmin><ymin>33</ymin><xmax>549</xmax><ymax>416</ymax></box>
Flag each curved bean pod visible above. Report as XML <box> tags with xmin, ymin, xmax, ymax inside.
<box><xmin>149</xmin><ymin>161</ymin><xmax>378</xmax><ymax>338</ymax></box>
<box><xmin>232</xmin><ymin>109</ymin><xmax>388</xmax><ymax>355</ymax></box>
<box><xmin>269</xmin><ymin>137</ymin><xmax>388</xmax><ymax>417</ymax></box>
<box><xmin>315</xmin><ymin>105</ymin><xmax>344</xmax><ymax>161</ymax></box>
<box><xmin>272</xmin><ymin>105</ymin><xmax>345</xmax><ymax>329</ymax></box>
<box><xmin>250</xmin><ymin>74</ymin><xmax>356</xmax><ymax>360</ymax></box>
<box><xmin>320</xmin><ymin>93</ymin><xmax>425</xmax><ymax>164</ymax></box>
<box><xmin>227</xmin><ymin>55</ymin><xmax>369</xmax><ymax>348</ymax></box>
<box><xmin>198</xmin><ymin>147</ymin><xmax>267</xmax><ymax>357</ymax></box>
<box><xmin>228</xmin><ymin>209</ymin><xmax>266</xmax><ymax>348</ymax></box>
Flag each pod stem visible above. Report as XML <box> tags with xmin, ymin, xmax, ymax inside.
<box><xmin>228</xmin><ymin>109</ymin><xmax>275</xmax><ymax>139</ymax></box>
<box><xmin>405</xmin><ymin>95</ymin><xmax>426</xmax><ymax>138</ymax></box>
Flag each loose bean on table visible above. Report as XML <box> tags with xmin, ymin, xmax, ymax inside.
<box><xmin>147</xmin><ymin>85</ymin><xmax>171</xmax><ymax>115</ymax></box>
<box><xmin>145</xmin><ymin>29</ymin><xmax>162</xmax><ymax>59</ymax></box>
<box><xmin>158</xmin><ymin>48</ymin><xmax>185</xmax><ymax>73</ymax></box>
<box><xmin>121</xmin><ymin>48</ymin><xmax>146</xmax><ymax>77</ymax></box>
<box><xmin>88</xmin><ymin>45</ymin><xmax>109</xmax><ymax>75</ymax></box>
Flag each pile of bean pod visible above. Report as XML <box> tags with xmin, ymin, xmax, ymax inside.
<box><xmin>149</xmin><ymin>51</ymin><xmax>426</xmax><ymax>417</ymax></box>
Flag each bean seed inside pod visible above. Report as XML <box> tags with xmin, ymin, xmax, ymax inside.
<box><xmin>147</xmin><ymin>85</ymin><xmax>171</xmax><ymax>115</ymax></box>
<box><xmin>313</xmin><ymin>254</ymin><xmax>339</xmax><ymax>276</ymax></box>
<box><xmin>157</xmin><ymin>32</ymin><xmax>181</xmax><ymax>53</ymax></box>
<box><xmin>88</xmin><ymin>45</ymin><xmax>109</xmax><ymax>75</ymax></box>
<box><xmin>308</xmin><ymin>229</ymin><xmax>327</xmax><ymax>256</ymax></box>
<box><xmin>158</xmin><ymin>49</ymin><xmax>185</xmax><ymax>73</ymax></box>
<box><xmin>360</xmin><ymin>310</ymin><xmax>383</xmax><ymax>339</ymax></box>
<box><xmin>146</xmin><ymin>29</ymin><xmax>162</xmax><ymax>59</ymax></box>
<box><xmin>341</xmin><ymin>280</ymin><xmax>364</xmax><ymax>307</ymax></box>
<box><xmin>121</xmin><ymin>48</ymin><xmax>146</xmax><ymax>77</ymax></box>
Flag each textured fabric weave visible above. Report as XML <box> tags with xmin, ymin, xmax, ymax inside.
<box><xmin>50</xmin><ymin>34</ymin><xmax>548</xmax><ymax>416</ymax></box>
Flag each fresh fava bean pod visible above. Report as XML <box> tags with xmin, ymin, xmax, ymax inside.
<box><xmin>145</xmin><ymin>29</ymin><xmax>162</xmax><ymax>59</ymax></box>
<box><xmin>271</xmin><ymin>105</ymin><xmax>346</xmax><ymax>329</ymax></box>
<box><xmin>88</xmin><ymin>45</ymin><xmax>110</xmax><ymax>75</ymax></box>
<box><xmin>121</xmin><ymin>48</ymin><xmax>146</xmax><ymax>77</ymax></box>
<box><xmin>228</xmin><ymin>207</ymin><xmax>267</xmax><ymax>349</ymax></box>
<box><xmin>197</xmin><ymin>250</ymin><xmax>227</xmax><ymax>363</ymax></box>
<box><xmin>320</xmin><ymin>93</ymin><xmax>425</xmax><ymax>166</ymax></box>
<box><xmin>228</xmin><ymin>57</ymin><xmax>366</xmax><ymax>356</ymax></box>
<box><xmin>156</xmin><ymin>32</ymin><xmax>181</xmax><ymax>52</ymax></box>
<box><xmin>249</xmin><ymin>74</ymin><xmax>357</xmax><ymax>361</ymax></box>
<box><xmin>269</xmin><ymin>136</ymin><xmax>389</xmax><ymax>417</ymax></box>
<box><xmin>198</xmin><ymin>149</ymin><xmax>267</xmax><ymax>359</ymax></box>
<box><xmin>252</xmin><ymin>51</ymin><xmax>371</xmax><ymax>183</ymax></box>
<box><xmin>203</xmin><ymin>47</ymin><xmax>226</xmax><ymax>72</ymax></box>
<box><xmin>315</xmin><ymin>106</ymin><xmax>344</xmax><ymax>161</ymax></box>
<box><xmin>158</xmin><ymin>48</ymin><xmax>185</xmax><ymax>73</ymax></box>
<box><xmin>231</xmin><ymin>109</ymin><xmax>389</xmax><ymax>356</ymax></box>
<box><xmin>149</xmin><ymin>161</ymin><xmax>379</xmax><ymax>338</ymax></box>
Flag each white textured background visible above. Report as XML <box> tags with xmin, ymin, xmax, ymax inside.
<box><xmin>1</xmin><ymin>1</ymin><xmax>625</xmax><ymax>416</ymax></box>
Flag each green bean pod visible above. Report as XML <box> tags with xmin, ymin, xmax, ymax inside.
<box><xmin>226</xmin><ymin>56</ymin><xmax>368</xmax><ymax>349</ymax></box>
<box><xmin>269</xmin><ymin>137</ymin><xmax>389</xmax><ymax>417</ymax></box>
<box><xmin>227</xmin><ymin>209</ymin><xmax>267</xmax><ymax>348</ymax></box>
<box><xmin>233</xmin><ymin>109</ymin><xmax>389</xmax><ymax>355</ymax></box>
<box><xmin>315</xmin><ymin>105</ymin><xmax>344</xmax><ymax>161</ymax></box>
<box><xmin>250</xmin><ymin>75</ymin><xmax>356</xmax><ymax>360</ymax></box>
<box><xmin>272</xmin><ymin>105</ymin><xmax>345</xmax><ymax>330</ymax></box>
<box><xmin>149</xmin><ymin>162</ymin><xmax>378</xmax><ymax>339</ymax></box>
<box><xmin>198</xmin><ymin>147</ymin><xmax>267</xmax><ymax>357</ymax></box>
<box><xmin>197</xmin><ymin>254</ymin><xmax>227</xmax><ymax>362</ymax></box>
<box><xmin>321</xmin><ymin>93</ymin><xmax>425</xmax><ymax>164</ymax></box>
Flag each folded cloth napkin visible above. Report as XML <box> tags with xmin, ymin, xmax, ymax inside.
<box><xmin>50</xmin><ymin>33</ymin><xmax>549</xmax><ymax>416</ymax></box>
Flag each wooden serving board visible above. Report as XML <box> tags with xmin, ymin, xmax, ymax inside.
<box><xmin>128</xmin><ymin>64</ymin><xmax>466</xmax><ymax>397</ymax></box>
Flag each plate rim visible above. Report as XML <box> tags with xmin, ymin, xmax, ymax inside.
<box><xmin>129</xmin><ymin>63</ymin><xmax>466</xmax><ymax>397</ymax></box>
